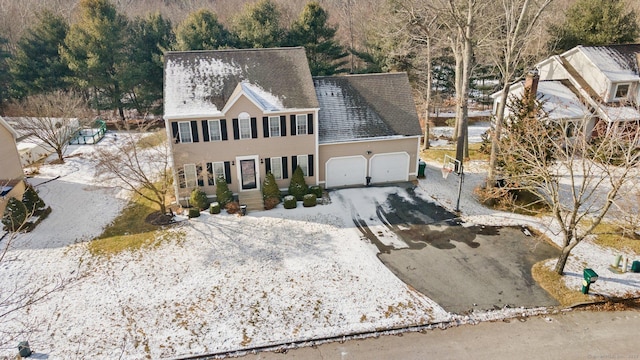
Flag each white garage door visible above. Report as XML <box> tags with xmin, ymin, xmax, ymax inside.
<box><xmin>369</xmin><ymin>152</ymin><xmax>410</xmax><ymax>184</ymax></box>
<box><xmin>325</xmin><ymin>156</ymin><xmax>367</xmax><ymax>188</ymax></box>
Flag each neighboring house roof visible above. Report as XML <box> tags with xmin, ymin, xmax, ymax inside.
<box><xmin>499</xmin><ymin>80</ymin><xmax>592</xmax><ymax>120</ymax></box>
<box><xmin>314</xmin><ymin>73</ymin><xmax>422</xmax><ymax>144</ymax></box>
<box><xmin>0</xmin><ymin>116</ymin><xmax>19</xmax><ymax>139</ymax></box>
<box><xmin>164</xmin><ymin>47</ymin><xmax>319</xmax><ymax>119</ymax></box>
<box><xmin>576</xmin><ymin>44</ymin><xmax>640</xmax><ymax>82</ymax></box>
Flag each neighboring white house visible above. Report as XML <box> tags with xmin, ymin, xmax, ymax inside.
<box><xmin>4</xmin><ymin>117</ymin><xmax>80</xmax><ymax>166</ymax></box>
<box><xmin>493</xmin><ymin>44</ymin><xmax>640</xmax><ymax>136</ymax></box>
<box><xmin>0</xmin><ymin>116</ymin><xmax>26</xmax><ymax>216</ymax></box>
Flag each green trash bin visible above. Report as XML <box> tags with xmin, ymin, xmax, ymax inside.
<box><xmin>631</xmin><ymin>260</ymin><xmax>640</xmax><ymax>273</ymax></box>
<box><xmin>418</xmin><ymin>160</ymin><xmax>426</xmax><ymax>178</ymax></box>
<box><xmin>18</xmin><ymin>341</ymin><xmax>31</xmax><ymax>357</ymax></box>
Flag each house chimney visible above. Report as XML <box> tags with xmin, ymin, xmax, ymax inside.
<box><xmin>524</xmin><ymin>69</ymin><xmax>539</xmax><ymax>103</ymax></box>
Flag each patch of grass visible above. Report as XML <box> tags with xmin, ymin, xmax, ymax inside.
<box><xmin>592</xmin><ymin>222</ymin><xmax>640</xmax><ymax>254</ymax></box>
<box><xmin>89</xmin><ymin>184</ymin><xmax>174</xmax><ymax>257</ymax></box>
<box><xmin>421</xmin><ymin>142</ymin><xmax>489</xmax><ymax>163</ymax></box>
<box><xmin>137</xmin><ymin>129</ymin><xmax>166</xmax><ymax>149</ymax></box>
<box><xmin>532</xmin><ymin>261</ymin><xmax>597</xmax><ymax>307</ymax></box>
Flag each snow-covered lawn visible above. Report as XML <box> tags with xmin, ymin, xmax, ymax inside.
<box><xmin>1</xmin><ymin>132</ymin><xmax>638</xmax><ymax>359</ymax></box>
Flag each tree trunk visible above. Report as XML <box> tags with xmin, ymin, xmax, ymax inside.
<box><xmin>423</xmin><ymin>36</ymin><xmax>432</xmax><ymax>151</ymax></box>
<box><xmin>554</xmin><ymin>248</ymin><xmax>571</xmax><ymax>275</ymax></box>
<box><xmin>487</xmin><ymin>83</ymin><xmax>510</xmax><ymax>187</ymax></box>
<box><xmin>56</xmin><ymin>149</ymin><xmax>64</xmax><ymax>163</ymax></box>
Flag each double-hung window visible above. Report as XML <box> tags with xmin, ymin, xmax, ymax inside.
<box><xmin>206</xmin><ymin>162</ymin><xmax>226</xmax><ymax>185</ymax></box>
<box><xmin>269</xmin><ymin>116</ymin><xmax>281</xmax><ymax>137</ymax></box>
<box><xmin>239</xmin><ymin>118</ymin><xmax>251</xmax><ymax>139</ymax></box>
<box><xmin>296</xmin><ymin>155</ymin><xmax>309</xmax><ymax>177</ymax></box>
<box><xmin>178</xmin><ymin>121</ymin><xmax>193</xmax><ymax>143</ymax></box>
<box><xmin>270</xmin><ymin>157</ymin><xmax>283</xmax><ymax>180</ymax></box>
<box><xmin>184</xmin><ymin>164</ymin><xmax>197</xmax><ymax>188</ymax></box>
<box><xmin>208</xmin><ymin>120</ymin><xmax>222</xmax><ymax>141</ymax></box>
<box><xmin>296</xmin><ymin>114</ymin><xmax>308</xmax><ymax>135</ymax></box>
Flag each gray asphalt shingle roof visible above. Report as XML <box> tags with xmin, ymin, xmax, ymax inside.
<box><xmin>313</xmin><ymin>73</ymin><xmax>422</xmax><ymax>144</ymax></box>
<box><xmin>164</xmin><ymin>47</ymin><xmax>318</xmax><ymax>117</ymax></box>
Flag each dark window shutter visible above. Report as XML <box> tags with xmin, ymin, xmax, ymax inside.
<box><xmin>171</xmin><ymin>122</ymin><xmax>179</xmax><ymax>143</ymax></box>
<box><xmin>307</xmin><ymin>114</ymin><xmax>314</xmax><ymax>135</ymax></box>
<box><xmin>221</xmin><ymin>119</ymin><xmax>228</xmax><ymax>140</ymax></box>
<box><xmin>280</xmin><ymin>116</ymin><xmax>286</xmax><ymax>136</ymax></box>
<box><xmin>202</xmin><ymin>120</ymin><xmax>210</xmax><ymax>142</ymax></box>
<box><xmin>224</xmin><ymin>161</ymin><xmax>232</xmax><ymax>184</ymax></box>
<box><xmin>251</xmin><ymin>117</ymin><xmax>258</xmax><ymax>139</ymax></box>
<box><xmin>232</xmin><ymin>119</ymin><xmax>239</xmax><ymax>140</ymax></box>
<box><xmin>308</xmin><ymin>154</ymin><xmax>314</xmax><ymax>176</ymax></box>
<box><xmin>292</xmin><ymin>155</ymin><xmax>298</xmax><ymax>173</ymax></box>
<box><xmin>262</xmin><ymin>117</ymin><xmax>269</xmax><ymax>138</ymax></box>
<box><xmin>290</xmin><ymin>115</ymin><xmax>297</xmax><ymax>136</ymax></box>
<box><xmin>190</xmin><ymin>121</ymin><xmax>199</xmax><ymax>142</ymax></box>
<box><xmin>207</xmin><ymin>162</ymin><xmax>214</xmax><ymax>185</ymax></box>
<box><xmin>265</xmin><ymin>157</ymin><xmax>271</xmax><ymax>174</ymax></box>
<box><xmin>282</xmin><ymin>157</ymin><xmax>288</xmax><ymax>179</ymax></box>
<box><xmin>197</xmin><ymin>165</ymin><xmax>204</xmax><ymax>186</ymax></box>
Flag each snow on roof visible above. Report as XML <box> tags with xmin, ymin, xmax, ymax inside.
<box><xmin>164</xmin><ymin>57</ymin><xmax>241</xmax><ymax>118</ymax></box>
<box><xmin>601</xmin><ymin>105</ymin><xmax>640</xmax><ymax>122</ymax></box>
<box><xmin>578</xmin><ymin>45</ymin><xmax>640</xmax><ymax>82</ymax></box>
<box><xmin>241</xmin><ymin>81</ymin><xmax>284</xmax><ymax>111</ymax></box>
<box><xmin>537</xmin><ymin>81</ymin><xmax>591</xmax><ymax>119</ymax></box>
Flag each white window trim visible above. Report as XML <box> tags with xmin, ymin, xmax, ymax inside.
<box><xmin>269</xmin><ymin>116</ymin><xmax>281</xmax><ymax>137</ymax></box>
<box><xmin>297</xmin><ymin>155</ymin><xmax>309</xmax><ymax>177</ymax></box>
<box><xmin>184</xmin><ymin>164</ymin><xmax>197</xmax><ymax>188</ymax></box>
<box><xmin>178</xmin><ymin>121</ymin><xmax>193</xmax><ymax>143</ymax></box>
<box><xmin>270</xmin><ymin>157</ymin><xmax>283</xmax><ymax>180</ymax></box>
<box><xmin>239</xmin><ymin>117</ymin><xmax>251</xmax><ymax>139</ymax></box>
<box><xmin>208</xmin><ymin>120</ymin><xmax>222</xmax><ymax>141</ymax></box>
<box><xmin>296</xmin><ymin>114</ymin><xmax>308</xmax><ymax>135</ymax></box>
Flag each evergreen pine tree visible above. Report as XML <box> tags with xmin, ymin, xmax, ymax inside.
<box><xmin>22</xmin><ymin>185</ymin><xmax>46</xmax><ymax>214</ymax></box>
<box><xmin>288</xmin><ymin>166</ymin><xmax>309</xmax><ymax>201</ymax></box>
<box><xmin>175</xmin><ymin>9</ymin><xmax>233</xmax><ymax>51</ymax></box>
<box><xmin>262</xmin><ymin>171</ymin><xmax>281</xmax><ymax>201</ymax></box>
<box><xmin>232</xmin><ymin>0</ymin><xmax>285</xmax><ymax>48</ymax></box>
<box><xmin>9</xmin><ymin>10</ymin><xmax>71</xmax><ymax>98</ymax></box>
<box><xmin>287</xmin><ymin>2</ymin><xmax>348</xmax><ymax>75</ymax></box>
<box><xmin>0</xmin><ymin>37</ymin><xmax>11</xmax><ymax>110</ymax></box>
<box><xmin>215</xmin><ymin>176</ymin><xmax>234</xmax><ymax>206</ymax></box>
<box><xmin>2</xmin><ymin>197</ymin><xmax>28</xmax><ymax>232</ymax></box>
<box><xmin>190</xmin><ymin>188</ymin><xmax>210</xmax><ymax>210</ymax></box>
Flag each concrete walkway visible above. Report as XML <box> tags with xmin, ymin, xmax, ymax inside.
<box><xmin>244</xmin><ymin>310</ymin><xmax>640</xmax><ymax>359</ymax></box>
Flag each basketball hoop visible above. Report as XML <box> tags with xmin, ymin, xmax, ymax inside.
<box><xmin>441</xmin><ymin>166</ymin><xmax>453</xmax><ymax>179</ymax></box>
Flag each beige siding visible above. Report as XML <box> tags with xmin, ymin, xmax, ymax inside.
<box><xmin>319</xmin><ymin>137</ymin><xmax>420</xmax><ymax>185</ymax></box>
<box><xmin>0</xmin><ymin>180</ymin><xmax>26</xmax><ymax>217</ymax></box>
<box><xmin>169</xmin><ymin>94</ymin><xmax>317</xmax><ymax>202</ymax></box>
<box><xmin>0</xmin><ymin>125</ymin><xmax>24</xmax><ymax>181</ymax></box>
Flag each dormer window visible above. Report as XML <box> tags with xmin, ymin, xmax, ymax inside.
<box><xmin>614</xmin><ymin>83</ymin><xmax>630</xmax><ymax>100</ymax></box>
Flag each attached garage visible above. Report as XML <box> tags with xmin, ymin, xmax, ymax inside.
<box><xmin>369</xmin><ymin>152</ymin><xmax>410</xmax><ymax>184</ymax></box>
<box><xmin>325</xmin><ymin>156</ymin><xmax>367</xmax><ymax>188</ymax></box>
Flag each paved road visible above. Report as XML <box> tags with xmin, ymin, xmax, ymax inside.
<box><xmin>244</xmin><ymin>310</ymin><xmax>640</xmax><ymax>360</ymax></box>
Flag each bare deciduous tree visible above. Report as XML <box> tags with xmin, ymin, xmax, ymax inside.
<box><xmin>94</xmin><ymin>124</ymin><xmax>172</xmax><ymax>216</ymax></box>
<box><xmin>499</xmin><ymin>111</ymin><xmax>640</xmax><ymax>274</ymax></box>
<box><xmin>11</xmin><ymin>91</ymin><xmax>90</xmax><ymax>163</ymax></box>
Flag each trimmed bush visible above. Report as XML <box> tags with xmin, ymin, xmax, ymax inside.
<box><xmin>188</xmin><ymin>208</ymin><xmax>201</xmax><ymax>218</ymax></box>
<box><xmin>225</xmin><ymin>201</ymin><xmax>240</xmax><ymax>214</ymax></box>
<box><xmin>209</xmin><ymin>202</ymin><xmax>221</xmax><ymax>214</ymax></box>
<box><xmin>262</xmin><ymin>171</ymin><xmax>281</xmax><ymax>201</ymax></box>
<box><xmin>288</xmin><ymin>166</ymin><xmax>309</xmax><ymax>201</ymax></box>
<box><xmin>303</xmin><ymin>194</ymin><xmax>316</xmax><ymax>207</ymax></box>
<box><xmin>283</xmin><ymin>195</ymin><xmax>297</xmax><ymax>209</ymax></box>
<box><xmin>264</xmin><ymin>196</ymin><xmax>280</xmax><ymax>210</ymax></box>
<box><xmin>190</xmin><ymin>188</ymin><xmax>210</xmax><ymax>210</ymax></box>
<box><xmin>216</xmin><ymin>176</ymin><xmax>233</xmax><ymax>206</ymax></box>
<box><xmin>22</xmin><ymin>185</ymin><xmax>46</xmax><ymax>214</ymax></box>
<box><xmin>309</xmin><ymin>185</ymin><xmax>322</xmax><ymax>198</ymax></box>
<box><xmin>2</xmin><ymin>197</ymin><xmax>28</xmax><ymax>231</ymax></box>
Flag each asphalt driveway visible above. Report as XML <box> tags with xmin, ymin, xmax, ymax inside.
<box><xmin>345</xmin><ymin>184</ymin><xmax>560</xmax><ymax>314</ymax></box>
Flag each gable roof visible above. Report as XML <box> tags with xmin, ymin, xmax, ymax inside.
<box><xmin>164</xmin><ymin>47</ymin><xmax>319</xmax><ymax>119</ymax></box>
<box><xmin>314</xmin><ymin>73</ymin><xmax>422</xmax><ymax>144</ymax></box>
<box><xmin>0</xmin><ymin>116</ymin><xmax>19</xmax><ymax>139</ymax></box>
<box><xmin>572</xmin><ymin>44</ymin><xmax>640</xmax><ymax>82</ymax></box>
<box><xmin>501</xmin><ymin>80</ymin><xmax>592</xmax><ymax>120</ymax></box>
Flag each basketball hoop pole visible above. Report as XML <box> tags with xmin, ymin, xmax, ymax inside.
<box><xmin>455</xmin><ymin>162</ymin><xmax>464</xmax><ymax>213</ymax></box>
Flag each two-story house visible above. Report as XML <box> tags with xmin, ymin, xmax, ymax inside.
<box><xmin>0</xmin><ymin>116</ymin><xmax>26</xmax><ymax>216</ymax></box>
<box><xmin>164</xmin><ymin>47</ymin><xmax>422</xmax><ymax>209</ymax></box>
<box><xmin>492</xmin><ymin>44</ymin><xmax>640</xmax><ymax>137</ymax></box>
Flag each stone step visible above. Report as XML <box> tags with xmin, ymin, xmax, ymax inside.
<box><xmin>238</xmin><ymin>191</ymin><xmax>264</xmax><ymax>212</ymax></box>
